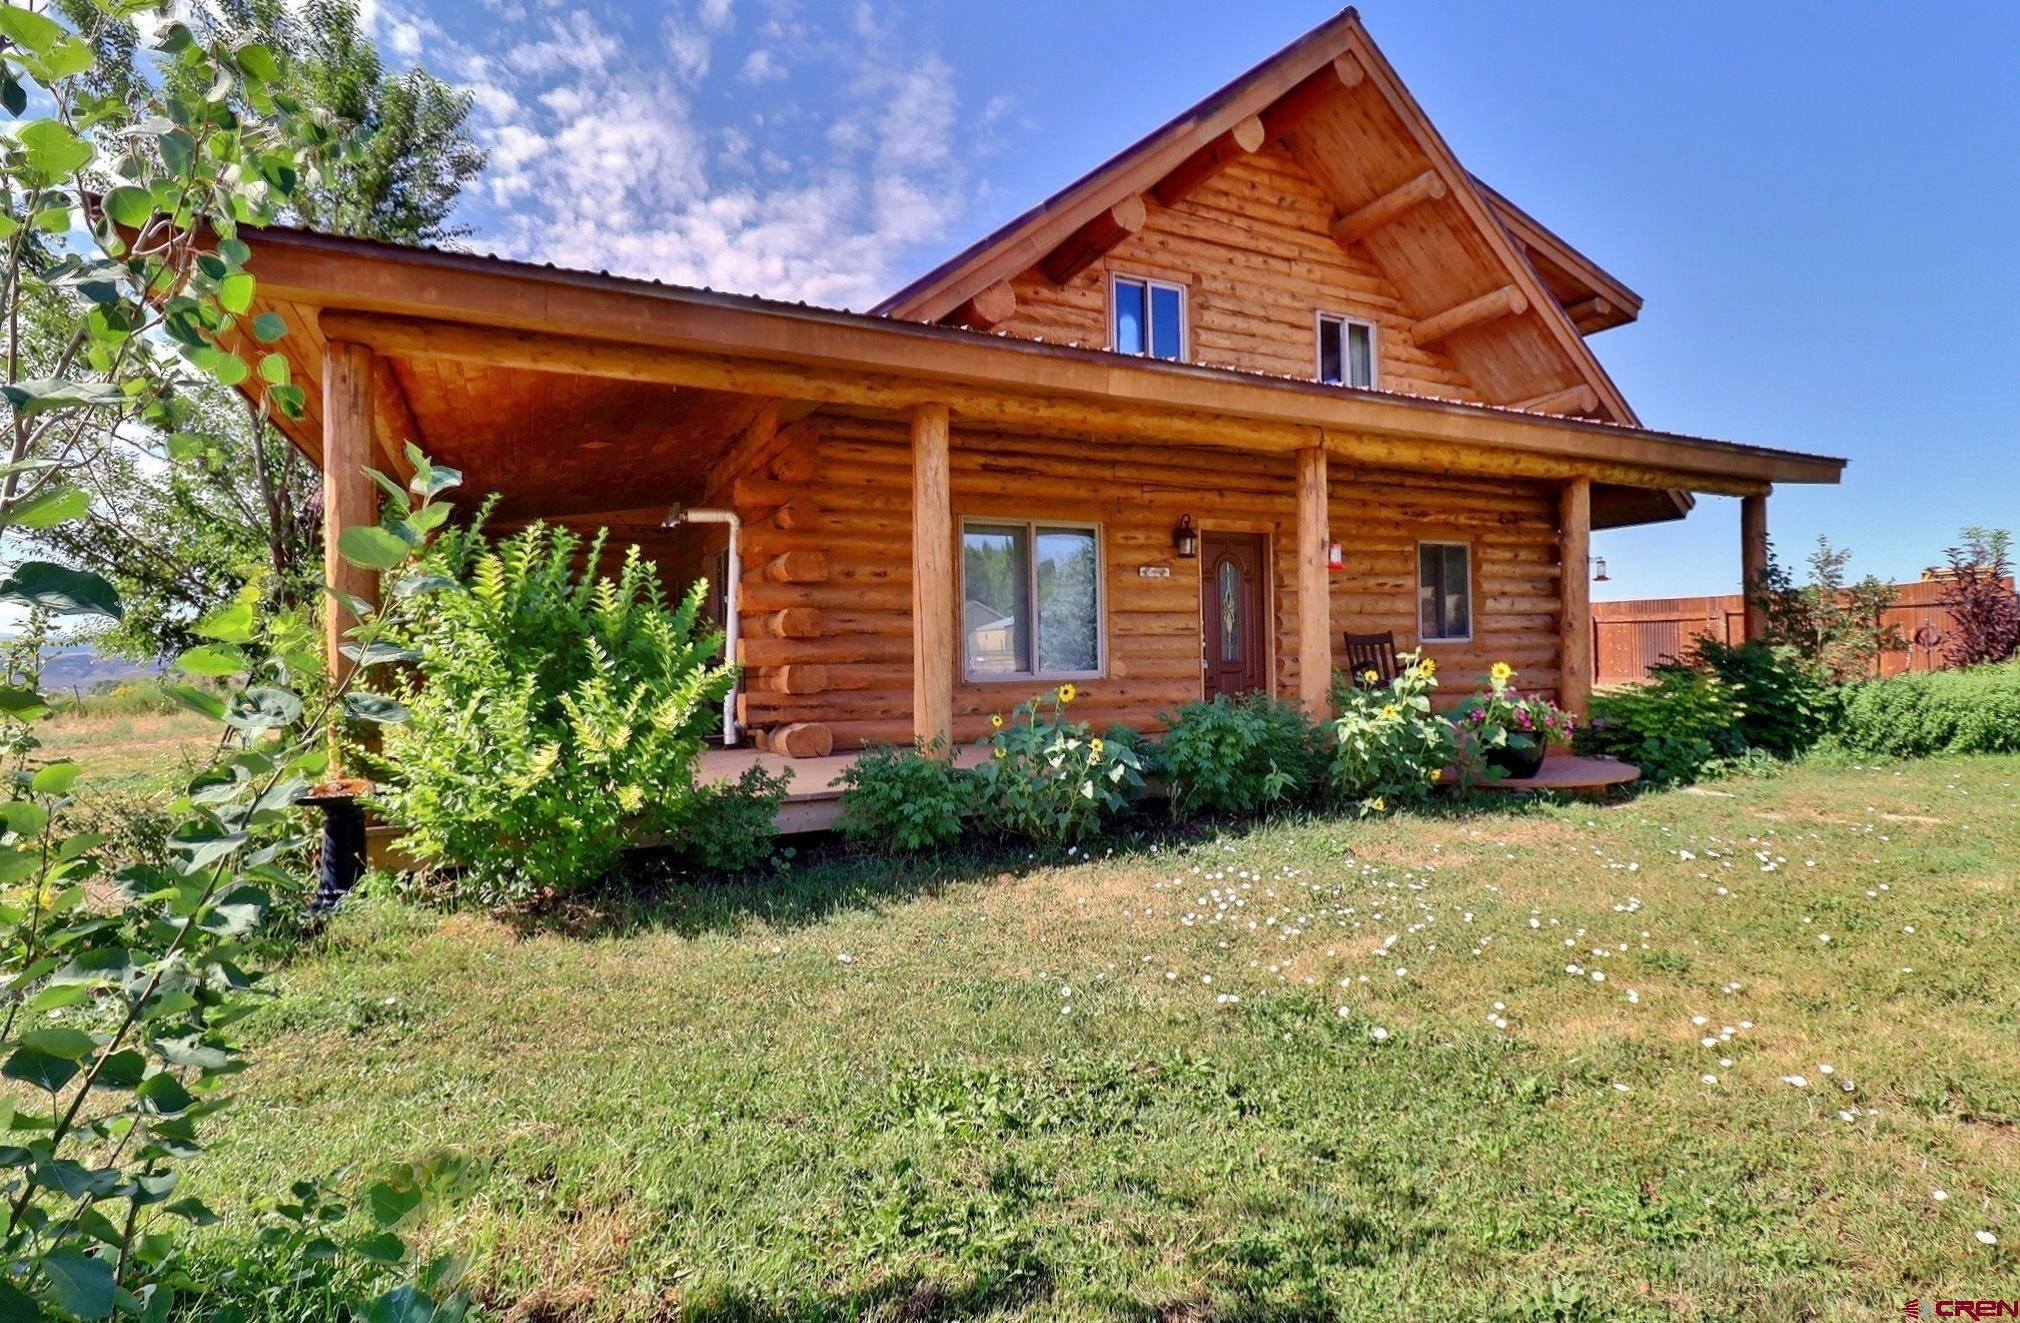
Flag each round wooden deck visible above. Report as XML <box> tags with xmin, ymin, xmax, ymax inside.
<box><xmin>1459</xmin><ymin>753</ymin><xmax>1641</xmax><ymax>797</ymax></box>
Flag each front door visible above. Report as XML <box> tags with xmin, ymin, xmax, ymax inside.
<box><xmin>1201</xmin><ymin>532</ymin><xmax>1266</xmax><ymax>700</ymax></box>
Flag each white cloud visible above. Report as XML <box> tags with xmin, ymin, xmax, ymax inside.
<box><xmin>390</xmin><ymin>0</ymin><xmax>1014</xmax><ymax>309</ymax></box>
<box><xmin>738</xmin><ymin>48</ymin><xmax>784</xmax><ymax>84</ymax></box>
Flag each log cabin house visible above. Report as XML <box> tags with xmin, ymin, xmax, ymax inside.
<box><xmin>242</xmin><ymin>8</ymin><xmax>1844</xmax><ymax>776</ymax></box>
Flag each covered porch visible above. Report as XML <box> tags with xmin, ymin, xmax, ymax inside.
<box><xmin>241</xmin><ymin>227</ymin><xmax>1840</xmax><ymax>765</ymax></box>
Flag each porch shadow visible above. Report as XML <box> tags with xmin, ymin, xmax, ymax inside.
<box><xmin>496</xmin><ymin>786</ymin><xmax>1582</xmax><ymax>945</ymax></box>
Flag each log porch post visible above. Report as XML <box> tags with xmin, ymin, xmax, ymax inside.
<box><xmin>910</xmin><ymin>403</ymin><xmax>954</xmax><ymax>749</ymax></box>
<box><xmin>1740</xmin><ymin>491</ymin><xmax>1770</xmax><ymax>643</ymax></box>
<box><xmin>1557</xmin><ymin>477</ymin><xmax>1592</xmax><ymax>720</ymax></box>
<box><xmin>322</xmin><ymin>341</ymin><xmax>379</xmax><ymax>696</ymax></box>
<box><xmin>1295</xmin><ymin>445</ymin><xmax>1331</xmax><ymax>714</ymax></box>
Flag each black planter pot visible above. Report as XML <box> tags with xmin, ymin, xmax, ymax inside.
<box><xmin>1486</xmin><ymin>740</ymin><xmax>1547</xmax><ymax>780</ymax></box>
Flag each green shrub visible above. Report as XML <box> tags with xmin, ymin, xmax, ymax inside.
<box><xmin>668</xmin><ymin>763</ymin><xmax>794</xmax><ymax>873</ymax></box>
<box><xmin>1154</xmin><ymin>693</ymin><xmax>1329</xmax><ymax>817</ymax></box>
<box><xmin>1328</xmin><ymin>651</ymin><xmax>1455</xmax><ymax>812</ymax></box>
<box><xmin>835</xmin><ymin>741</ymin><xmax>972</xmax><ymax>852</ymax></box>
<box><xmin>1578</xmin><ymin>666</ymin><xmax>1745</xmax><ymax>783</ymax></box>
<box><xmin>1832</xmin><ymin>661</ymin><xmax>2020</xmax><ymax>758</ymax></box>
<box><xmin>367</xmin><ymin>516</ymin><xmax>737</xmax><ymax>904</ymax></box>
<box><xmin>1686</xmin><ymin>639</ymin><xmax>1832</xmax><ymax>757</ymax></box>
<box><xmin>971</xmin><ymin>685</ymin><xmax>1144</xmax><ymax>844</ymax></box>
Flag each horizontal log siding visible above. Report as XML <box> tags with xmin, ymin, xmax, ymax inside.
<box><xmin>730</xmin><ymin>415</ymin><xmax>1562</xmax><ymax>751</ymax></box>
<box><xmin>997</xmin><ymin>144</ymin><xmax>1484</xmax><ymax>403</ymax></box>
<box><xmin>1324</xmin><ymin>466</ymin><xmax>1564</xmax><ymax>703</ymax></box>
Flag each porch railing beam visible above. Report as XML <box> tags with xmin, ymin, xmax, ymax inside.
<box><xmin>1296</xmin><ymin>445</ymin><xmax>1331</xmax><ymax>715</ymax></box>
<box><xmin>322</xmin><ymin>339</ymin><xmax>379</xmax><ymax>699</ymax></box>
<box><xmin>1558</xmin><ymin>477</ymin><xmax>1593</xmax><ymax>720</ymax></box>
<box><xmin>911</xmin><ymin>402</ymin><xmax>954</xmax><ymax>750</ymax></box>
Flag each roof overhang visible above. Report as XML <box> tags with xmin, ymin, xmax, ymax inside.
<box><xmin>239</xmin><ymin>224</ymin><xmax>1842</xmax><ymax>527</ymax></box>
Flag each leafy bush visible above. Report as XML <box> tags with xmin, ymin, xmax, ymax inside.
<box><xmin>1685</xmin><ymin>638</ymin><xmax>1832</xmax><ymax>758</ymax></box>
<box><xmin>1328</xmin><ymin>651</ymin><xmax>1455</xmax><ymax>811</ymax></box>
<box><xmin>367</xmin><ymin>515</ymin><xmax>737</xmax><ymax>904</ymax></box>
<box><xmin>1938</xmin><ymin>526</ymin><xmax>2020</xmax><ymax>667</ymax></box>
<box><xmin>1578</xmin><ymin>667</ymin><xmax>1745</xmax><ymax>783</ymax></box>
<box><xmin>835</xmin><ymin>740</ymin><xmax>972</xmax><ymax>852</ymax></box>
<box><xmin>0</xmin><ymin>459</ymin><xmax>465</xmax><ymax>1317</ymax></box>
<box><xmin>1751</xmin><ymin>535</ymin><xmax>1903</xmax><ymax>682</ymax></box>
<box><xmin>1832</xmin><ymin>661</ymin><xmax>2020</xmax><ymax>758</ymax></box>
<box><xmin>1154</xmin><ymin>693</ymin><xmax>1329</xmax><ymax>818</ymax></box>
<box><xmin>669</xmin><ymin>763</ymin><xmax>794</xmax><ymax>873</ymax></box>
<box><xmin>971</xmin><ymin>685</ymin><xmax>1144</xmax><ymax>844</ymax></box>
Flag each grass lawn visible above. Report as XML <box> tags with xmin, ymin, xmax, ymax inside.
<box><xmin>199</xmin><ymin>755</ymin><xmax>2017</xmax><ymax>1320</ymax></box>
<box><xmin>32</xmin><ymin>706</ymin><xmax>215</xmax><ymax>791</ymax></box>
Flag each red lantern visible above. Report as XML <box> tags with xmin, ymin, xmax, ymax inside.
<box><xmin>1327</xmin><ymin>539</ymin><xmax>1344</xmax><ymax>571</ymax></box>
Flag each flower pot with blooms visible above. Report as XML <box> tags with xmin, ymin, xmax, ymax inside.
<box><xmin>1457</xmin><ymin>662</ymin><xmax>1575</xmax><ymax>780</ymax></box>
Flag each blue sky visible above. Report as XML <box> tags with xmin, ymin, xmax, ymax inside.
<box><xmin>376</xmin><ymin>0</ymin><xmax>2020</xmax><ymax>600</ymax></box>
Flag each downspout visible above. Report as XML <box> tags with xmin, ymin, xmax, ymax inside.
<box><xmin>662</xmin><ymin>505</ymin><xmax>741</xmax><ymax>746</ymax></box>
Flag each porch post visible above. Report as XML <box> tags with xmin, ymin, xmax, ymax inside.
<box><xmin>1295</xmin><ymin>444</ymin><xmax>1331</xmax><ymax>714</ymax></box>
<box><xmin>1557</xmin><ymin>477</ymin><xmax>1592</xmax><ymax>720</ymax></box>
<box><xmin>910</xmin><ymin>402</ymin><xmax>954</xmax><ymax>749</ymax></box>
<box><xmin>1740</xmin><ymin>491</ymin><xmax>1769</xmax><ymax>643</ymax></box>
<box><xmin>322</xmin><ymin>340</ymin><xmax>380</xmax><ymax>696</ymax></box>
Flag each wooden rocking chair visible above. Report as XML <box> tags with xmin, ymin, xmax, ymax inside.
<box><xmin>1343</xmin><ymin>631</ymin><xmax>1400</xmax><ymax>687</ymax></box>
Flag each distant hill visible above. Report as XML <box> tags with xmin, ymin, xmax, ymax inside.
<box><xmin>33</xmin><ymin>646</ymin><xmax>163</xmax><ymax>694</ymax></box>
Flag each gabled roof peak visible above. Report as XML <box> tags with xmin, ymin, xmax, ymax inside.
<box><xmin>876</xmin><ymin>9</ymin><xmax>1641</xmax><ymax>426</ymax></box>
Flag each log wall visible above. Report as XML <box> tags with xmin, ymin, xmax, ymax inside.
<box><xmin>720</xmin><ymin>412</ymin><xmax>1565</xmax><ymax>752</ymax></box>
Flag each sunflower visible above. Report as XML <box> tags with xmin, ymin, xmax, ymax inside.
<box><xmin>1425</xmin><ymin>768</ymin><xmax>1441</xmax><ymax>784</ymax></box>
<box><xmin>990</xmin><ymin>713</ymin><xmax>1004</xmax><ymax>729</ymax></box>
<box><xmin>994</xmin><ymin>746</ymin><xmax>1007</xmax><ymax>759</ymax></box>
<box><xmin>1362</xmin><ymin>670</ymin><xmax>1380</xmax><ymax>685</ymax></box>
<box><xmin>1370</xmin><ymin>796</ymin><xmax>1387</xmax><ymax>813</ymax></box>
<box><xmin>1490</xmin><ymin>661</ymin><xmax>1514</xmax><ymax>684</ymax></box>
<box><xmin>1418</xmin><ymin>658</ymin><xmax>1437</xmax><ymax>677</ymax></box>
<box><xmin>1380</xmin><ymin>704</ymin><xmax>1400</xmax><ymax>720</ymax></box>
<box><xmin>1057</xmin><ymin>682</ymin><xmax>1077</xmax><ymax>704</ymax></box>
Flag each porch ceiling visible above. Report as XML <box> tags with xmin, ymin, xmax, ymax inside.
<box><xmin>254</xmin><ymin>295</ymin><xmax>762</xmax><ymax>519</ymax></box>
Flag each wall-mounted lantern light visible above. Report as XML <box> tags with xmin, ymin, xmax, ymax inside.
<box><xmin>1172</xmin><ymin>513</ymin><xmax>1198</xmax><ymax>558</ymax></box>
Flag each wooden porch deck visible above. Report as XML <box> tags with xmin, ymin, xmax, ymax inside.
<box><xmin>707</xmin><ymin>745</ymin><xmax>1643</xmax><ymax>835</ymax></box>
<box><xmin>700</xmin><ymin>743</ymin><xmax>992</xmax><ymax>834</ymax></box>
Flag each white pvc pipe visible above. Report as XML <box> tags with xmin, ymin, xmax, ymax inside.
<box><xmin>663</xmin><ymin>507</ymin><xmax>741</xmax><ymax>746</ymax></box>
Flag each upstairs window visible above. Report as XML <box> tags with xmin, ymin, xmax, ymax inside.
<box><xmin>1317</xmin><ymin>312</ymin><xmax>1376</xmax><ymax>388</ymax></box>
<box><xmin>1418</xmin><ymin>541</ymin><xmax>1472</xmax><ymax>642</ymax></box>
<box><xmin>1112</xmin><ymin>274</ymin><xmax>1185</xmax><ymax>362</ymax></box>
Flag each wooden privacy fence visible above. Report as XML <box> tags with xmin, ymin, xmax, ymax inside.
<box><xmin>1592</xmin><ymin>579</ymin><xmax>1999</xmax><ymax>686</ymax></box>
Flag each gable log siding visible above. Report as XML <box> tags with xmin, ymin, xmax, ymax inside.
<box><xmin>996</xmin><ymin>145</ymin><xmax>1483</xmax><ymax>403</ymax></box>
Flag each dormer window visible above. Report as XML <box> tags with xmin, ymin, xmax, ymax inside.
<box><xmin>1317</xmin><ymin>312</ymin><xmax>1376</xmax><ymax>389</ymax></box>
<box><xmin>1111</xmin><ymin>274</ymin><xmax>1185</xmax><ymax>362</ymax></box>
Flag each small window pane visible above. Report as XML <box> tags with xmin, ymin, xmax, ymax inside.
<box><xmin>1149</xmin><ymin>284</ymin><xmax>1183</xmax><ymax>361</ymax></box>
<box><xmin>964</xmin><ymin>526</ymin><xmax>1030</xmax><ymax>675</ymax></box>
<box><xmin>1418</xmin><ymin>543</ymin><xmax>1471</xmax><ymax>640</ymax></box>
<box><xmin>1035</xmin><ymin>527</ymin><xmax>1099</xmax><ymax>673</ymax></box>
<box><xmin>1347</xmin><ymin>322</ymin><xmax>1373</xmax><ymax>388</ymax></box>
<box><xmin>1218</xmin><ymin>558</ymin><xmax>1241</xmax><ymax>661</ymax></box>
<box><xmin>1113</xmin><ymin>279</ymin><xmax>1146</xmax><ymax>355</ymax></box>
<box><xmin>1318</xmin><ymin>317</ymin><xmax>1344</xmax><ymax>385</ymax></box>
